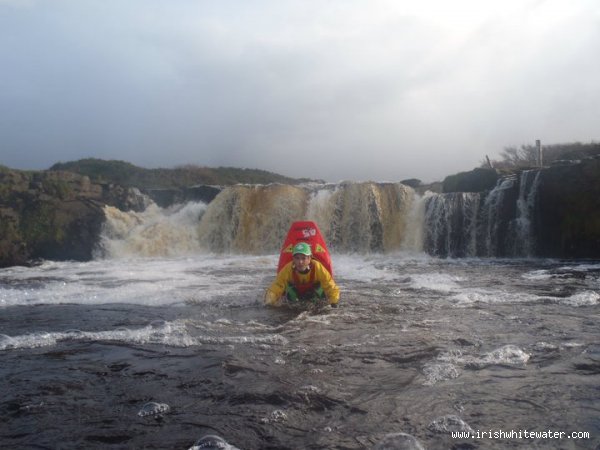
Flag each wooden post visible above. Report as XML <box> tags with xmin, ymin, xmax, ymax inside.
<box><xmin>536</xmin><ymin>139</ymin><xmax>543</xmax><ymax>167</ymax></box>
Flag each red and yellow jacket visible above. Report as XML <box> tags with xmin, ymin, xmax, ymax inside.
<box><xmin>265</xmin><ymin>259</ymin><xmax>340</xmax><ymax>306</ymax></box>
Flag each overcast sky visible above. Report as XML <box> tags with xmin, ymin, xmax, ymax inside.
<box><xmin>1</xmin><ymin>0</ymin><xmax>599</xmax><ymax>182</ymax></box>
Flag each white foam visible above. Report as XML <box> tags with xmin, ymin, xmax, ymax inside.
<box><xmin>561</xmin><ymin>341</ymin><xmax>585</xmax><ymax>348</ymax></box>
<box><xmin>373</xmin><ymin>433</ymin><xmax>426</xmax><ymax>450</ymax></box>
<box><xmin>522</xmin><ymin>269</ymin><xmax>552</xmax><ymax>280</ymax></box>
<box><xmin>533</xmin><ymin>341</ymin><xmax>559</xmax><ymax>351</ymax></box>
<box><xmin>333</xmin><ymin>252</ymin><xmax>433</xmax><ymax>283</ymax></box>
<box><xmin>422</xmin><ymin>362</ymin><xmax>460</xmax><ymax>385</ymax></box>
<box><xmin>0</xmin><ymin>319</ymin><xmax>287</xmax><ymax>351</ymax></box>
<box><xmin>408</xmin><ymin>273</ymin><xmax>463</xmax><ymax>293</ymax></box>
<box><xmin>188</xmin><ymin>435</ymin><xmax>241</xmax><ymax>450</ymax></box>
<box><xmin>448</xmin><ymin>291</ymin><xmax>494</xmax><ymax>305</ymax></box>
<box><xmin>438</xmin><ymin>345</ymin><xmax>530</xmax><ymax>368</ymax></box>
<box><xmin>484</xmin><ymin>345</ymin><xmax>531</xmax><ymax>365</ymax></box>
<box><xmin>448</xmin><ymin>290</ymin><xmax>538</xmax><ymax>306</ymax></box>
<box><xmin>1</xmin><ymin>255</ymin><xmax>597</xmax><ymax>312</ymax></box>
<box><xmin>99</xmin><ymin>202</ymin><xmax>208</xmax><ymax>258</ymax></box>
<box><xmin>558</xmin><ymin>290</ymin><xmax>599</xmax><ymax>306</ymax></box>
<box><xmin>138</xmin><ymin>402</ymin><xmax>170</xmax><ymax>417</ymax></box>
<box><xmin>428</xmin><ymin>415</ymin><xmax>474</xmax><ymax>434</ymax></box>
<box><xmin>558</xmin><ymin>263</ymin><xmax>600</xmax><ymax>272</ymax></box>
<box><xmin>0</xmin><ymin>332</ymin><xmax>58</xmax><ymax>350</ymax></box>
<box><xmin>448</xmin><ymin>288</ymin><xmax>600</xmax><ymax>308</ymax></box>
<box><xmin>260</xmin><ymin>409</ymin><xmax>288</xmax><ymax>424</ymax></box>
<box><xmin>0</xmin><ymin>255</ymin><xmax>274</xmax><ymax>308</ymax></box>
<box><xmin>333</xmin><ymin>254</ymin><xmax>398</xmax><ymax>282</ymax></box>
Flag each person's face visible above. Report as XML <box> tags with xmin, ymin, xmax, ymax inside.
<box><xmin>293</xmin><ymin>254</ymin><xmax>311</xmax><ymax>271</ymax></box>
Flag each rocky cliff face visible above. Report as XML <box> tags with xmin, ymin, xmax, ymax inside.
<box><xmin>144</xmin><ymin>185</ymin><xmax>222</xmax><ymax>208</ymax></box>
<box><xmin>442</xmin><ymin>167</ymin><xmax>499</xmax><ymax>193</ymax></box>
<box><xmin>536</xmin><ymin>158</ymin><xmax>600</xmax><ymax>258</ymax></box>
<box><xmin>0</xmin><ymin>169</ymin><xmax>150</xmax><ymax>268</ymax></box>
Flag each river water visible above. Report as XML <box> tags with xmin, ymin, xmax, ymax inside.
<box><xmin>1</xmin><ymin>253</ymin><xmax>599</xmax><ymax>449</ymax></box>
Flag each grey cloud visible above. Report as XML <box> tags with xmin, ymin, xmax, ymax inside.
<box><xmin>1</xmin><ymin>0</ymin><xmax>599</xmax><ymax>182</ymax></box>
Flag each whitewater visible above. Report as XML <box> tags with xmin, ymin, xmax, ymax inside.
<box><xmin>1</xmin><ymin>187</ymin><xmax>599</xmax><ymax>449</ymax></box>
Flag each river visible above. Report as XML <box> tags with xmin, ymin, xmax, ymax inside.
<box><xmin>1</xmin><ymin>253</ymin><xmax>599</xmax><ymax>449</ymax></box>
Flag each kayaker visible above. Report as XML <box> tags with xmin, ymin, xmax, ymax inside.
<box><xmin>264</xmin><ymin>242</ymin><xmax>340</xmax><ymax>307</ymax></box>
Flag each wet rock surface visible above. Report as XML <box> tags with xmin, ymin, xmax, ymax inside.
<box><xmin>0</xmin><ymin>169</ymin><xmax>150</xmax><ymax>267</ymax></box>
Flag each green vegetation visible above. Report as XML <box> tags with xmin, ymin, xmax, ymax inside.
<box><xmin>49</xmin><ymin>158</ymin><xmax>314</xmax><ymax>189</ymax></box>
<box><xmin>484</xmin><ymin>141</ymin><xmax>600</xmax><ymax>170</ymax></box>
<box><xmin>20</xmin><ymin>201</ymin><xmax>64</xmax><ymax>245</ymax></box>
<box><xmin>0</xmin><ymin>211</ymin><xmax>20</xmax><ymax>241</ymax></box>
<box><xmin>51</xmin><ymin>159</ymin><xmax>141</xmax><ymax>184</ymax></box>
<box><xmin>0</xmin><ymin>183</ymin><xmax>9</xmax><ymax>202</ymax></box>
<box><xmin>41</xmin><ymin>178</ymin><xmax>74</xmax><ymax>200</ymax></box>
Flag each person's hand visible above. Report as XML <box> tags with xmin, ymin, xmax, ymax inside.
<box><xmin>264</xmin><ymin>290</ymin><xmax>279</xmax><ymax>306</ymax></box>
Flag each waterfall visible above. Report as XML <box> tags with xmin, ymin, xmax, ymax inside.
<box><xmin>509</xmin><ymin>170</ymin><xmax>541</xmax><ymax>257</ymax></box>
<box><xmin>196</xmin><ymin>184</ymin><xmax>307</xmax><ymax>253</ymax></box>
<box><xmin>479</xmin><ymin>176</ymin><xmax>517</xmax><ymax>257</ymax></box>
<box><xmin>95</xmin><ymin>175</ymin><xmax>543</xmax><ymax>259</ymax></box>
<box><xmin>423</xmin><ymin>192</ymin><xmax>480</xmax><ymax>257</ymax></box>
<box><xmin>96</xmin><ymin>202</ymin><xmax>208</xmax><ymax>258</ymax></box>
<box><xmin>421</xmin><ymin>172</ymin><xmax>541</xmax><ymax>258</ymax></box>
<box><xmin>97</xmin><ymin>182</ymin><xmax>418</xmax><ymax>257</ymax></box>
<box><xmin>197</xmin><ymin>182</ymin><xmax>416</xmax><ymax>253</ymax></box>
<box><xmin>400</xmin><ymin>191</ymin><xmax>429</xmax><ymax>253</ymax></box>
<box><xmin>313</xmin><ymin>182</ymin><xmax>414</xmax><ymax>252</ymax></box>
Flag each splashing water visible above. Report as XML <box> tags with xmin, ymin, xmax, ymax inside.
<box><xmin>1</xmin><ymin>254</ymin><xmax>598</xmax><ymax>449</ymax></box>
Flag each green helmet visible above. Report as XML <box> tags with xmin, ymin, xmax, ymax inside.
<box><xmin>292</xmin><ymin>242</ymin><xmax>312</xmax><ymax>256</ymax></box>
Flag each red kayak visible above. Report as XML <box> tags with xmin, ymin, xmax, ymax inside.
<box><xmin>276</xmin><ymin>221</ymin><xmax>333</xmax><ymax>277</ymax></box>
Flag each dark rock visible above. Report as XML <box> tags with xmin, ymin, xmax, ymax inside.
<box><xmin>101</xmin><ymin>184</ymin><xmax>151</xmax><ymax>212</ymax></box>
<box><xmin>400</xmin><ymin>178</ymin><xmax>421</xmax><ymax>188</ymax></box>
<box><xmin>442</xmin><ymin>168</ymin><xmax>499</xmax><ymax>193</ymax></box>
<box><xmin>0</xmin><ymin>169</ymin><xmax>150</xmax><ymax>267</ymax></box>
<box><xmin>145</xmin><ymin>185</ymin><xmax>222</xmax><ymax>208</ymax></box>
<box><xmin>536</xmin><ymin>158</ymin><xmax>600</xmax><ymax>258</ymax></box>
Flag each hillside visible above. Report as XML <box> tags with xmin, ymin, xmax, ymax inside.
<box><xmin>49</xmin><ymin>159</ymin><xmax>316</xmax><ymax>188</ymax></box>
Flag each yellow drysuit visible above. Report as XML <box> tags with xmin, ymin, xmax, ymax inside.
<box><xmin>264</xmin><ymin>259</ymin><xmax>340</xmax><ymax>306</ymax></box>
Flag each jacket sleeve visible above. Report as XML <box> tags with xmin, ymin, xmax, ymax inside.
<box><xmin>314</xmin><ymin>261</ymin><xmax>340</xmax><ymax>304</ymax></box>
<box><xmin>264</xmin><ymin>263</ymin><xmax>292</xmax><ymax>305</ymax></box>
